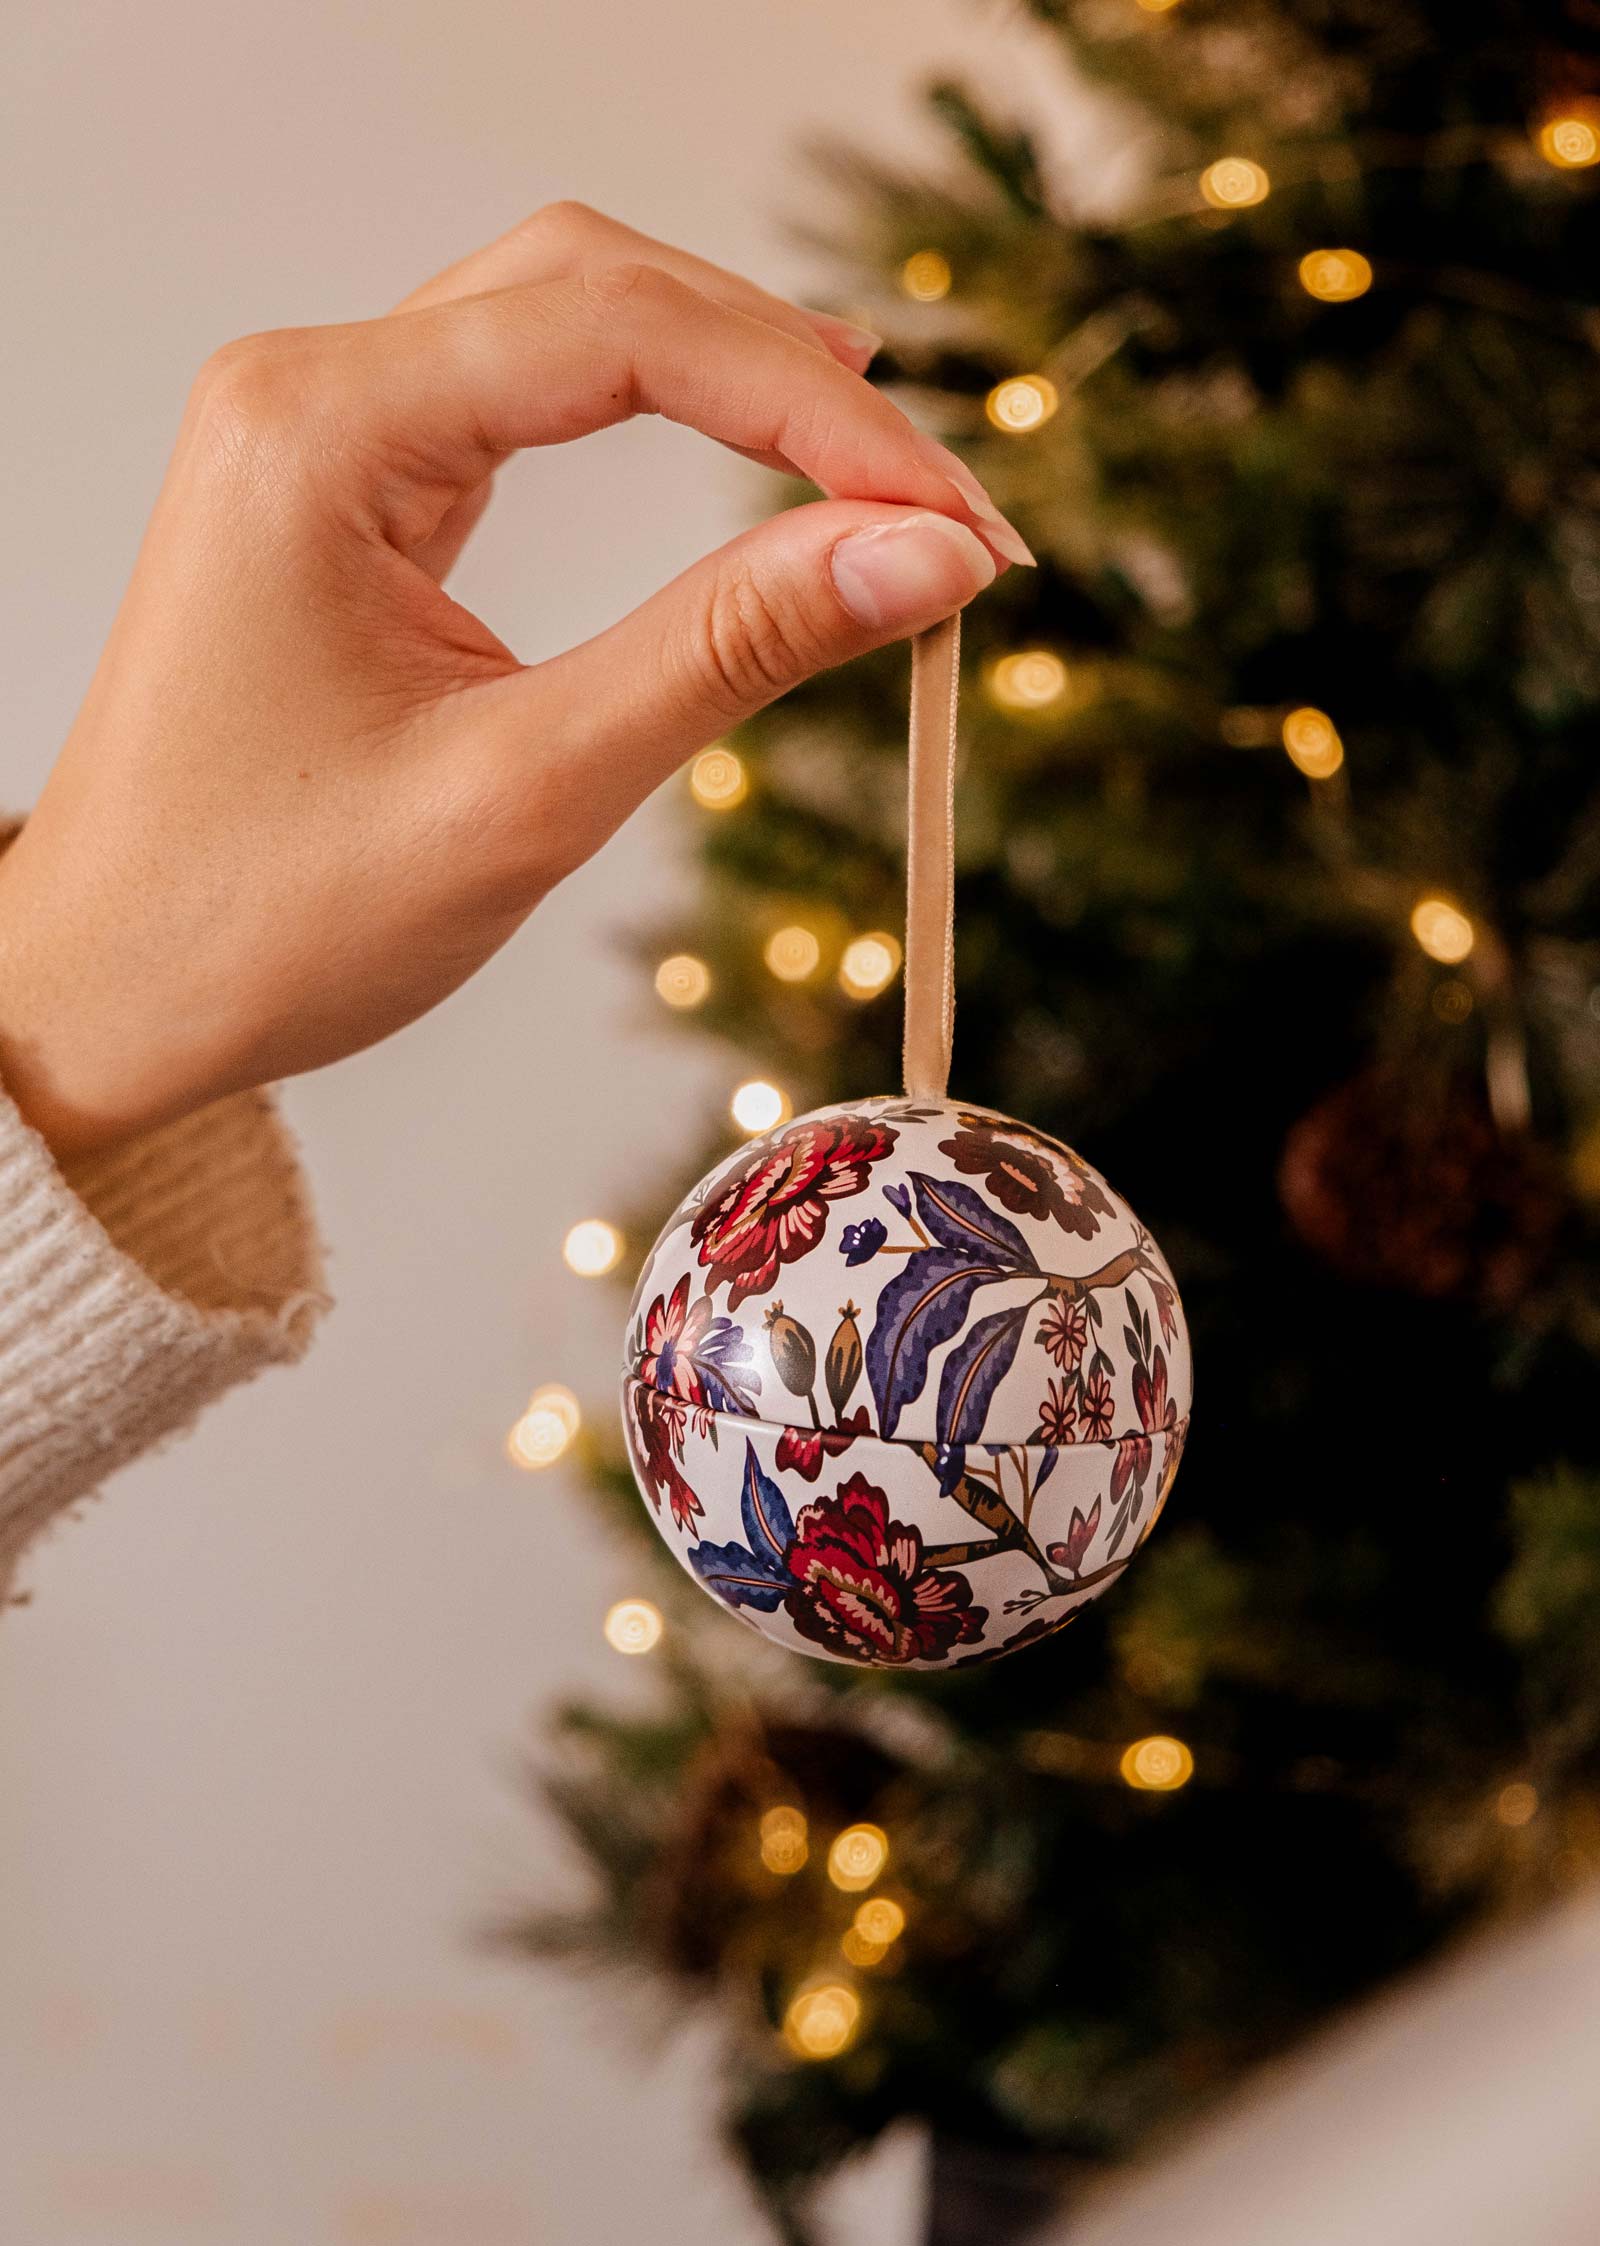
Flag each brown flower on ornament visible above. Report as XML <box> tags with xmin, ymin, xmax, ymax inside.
<box><xmin>784</xmin><ymin>1472</ymin><xmax>988</xmax><ymax>1665</ymax></box>
<box><xmin>938</xmin><ymin>1119</ymin><xmax>1112</xmax><ymax>1239</ymax></box>
<box><xmin>692</xmin><ymin>1115</ymin><xmax>899</xmax><ymax>1309</ymax></box>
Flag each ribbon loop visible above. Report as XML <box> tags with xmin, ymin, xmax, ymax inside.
<box><xmin>902</xmin><ymin>614</ymin><xmax>961</xmax><ymax>1102</ymax></box>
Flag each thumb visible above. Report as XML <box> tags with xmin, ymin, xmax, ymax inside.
<box><xmin>470</xmin><ymin>500</ymin><xmax>997</xmax><ymax>871</ymax></box>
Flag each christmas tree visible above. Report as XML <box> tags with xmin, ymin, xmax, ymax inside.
<box><xmin>508</xmin><ymin>4</ymin><xmax>1600</xmax><ymax>2238</ymax></box>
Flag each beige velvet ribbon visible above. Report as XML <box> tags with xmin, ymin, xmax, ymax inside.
<box><xmin>902</xmin><ymin>614</ymin><xmax>961</xmax><ymax>1102</ymax></box>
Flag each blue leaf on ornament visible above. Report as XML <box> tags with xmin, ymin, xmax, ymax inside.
<box><xmin>739</xmin><ymin>1440</ymin><xmax>794</xmax><ymax>1564</ymax></box>
<box><xmin>934</xmin><ymin>1441</ymin><xmax>968</xmax><ymax>1494</ymax></box>
<box><xmin>909</xmin><ymin>1174</ymin><xmax>1037</xmax><ymax>1269</ymax></box>
<box><xmin>937</xmin><ymin>1302</ymin><xmax>1030</xmax><ymax>1446</ymax></box>
<box><xmin>866</xmin><ymin>1252</ymin><xmax>999</xmax><ymax>1437</ymax></box>
<box><xmin>1034</xmin><ymin>1446</ymin><xmax>1059</xmax><ymax>1493</ymax></box>
<box><xmin>839</xmin><ymin>1216</ymin><xmax>887</xmax><ymax>1266</ymax></box>
<box><xmin>687</xmin><ymin>1537</ymin><xmax>788</xmax><ymax>1613</ymax></box>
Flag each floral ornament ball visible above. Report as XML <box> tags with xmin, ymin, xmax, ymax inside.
<box><xmin>620</xmin><ymin>1098</ymin><xmax>1192</xmax><ymax>1669</ymax></box>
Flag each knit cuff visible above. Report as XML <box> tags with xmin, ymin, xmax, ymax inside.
<box><xmin>0</xmin><ymin>1081</ymin><xmax>329</xmax><ymax>1603</ymax></box>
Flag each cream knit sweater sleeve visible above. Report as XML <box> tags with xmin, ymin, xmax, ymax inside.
<box><xmin>0</xmin><ymin>828</ymin><xmax>328</xmax><ymax>1605</ymax></box>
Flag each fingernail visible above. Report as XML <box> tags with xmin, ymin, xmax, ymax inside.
<box><xmin>831</xmin><ymin>513</ymin><xmax>998</xmax><ymax>630</ymax></box>
<box><xmin>808</xmin><ymin>313</ymin><xmax>885</xmax><ymax>365</ymax></box>
<box><xmin>918</xmin><ymin>439</ymin><xmax>1038</xmax><ymax>567</ymax></box>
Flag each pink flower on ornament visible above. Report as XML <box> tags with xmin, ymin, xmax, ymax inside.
<box><xmin>1080</xmin><ymin>1365</ymin><xmax>1116</xmax><ymax>1442</ymax></box>
<box><xmin>1037</xmin><ymin>1297</ymin><xmax>1088</xmax><ymax>1371</ymax></box>
<box><xmin>1046</xmin><ymin>1495</ymin><xmax>1102</xmax><ymax>1578</ymax></box>
<box><xmin>1038</xmin><ymin>1375</ymin><xmax>1077</xmax><ymax>1446</ymax></box>
<box><xmin>691</xmin><ymin>1115</ymin><xmax>899</xmax><ymax>1309</ymax></box>
<box><xmin>784</xmin><ymin>1473</ymin><xmax>987</xmax><ymax>1665</ymax></box>
<box><xmin>624</xmin><ymin>1382</ymin><xmax>703</xmax><ymax>1534</ymax></box>
<box><xmin>636</xmin><ymin>1273</ymin><xmax>758</xmax><ymax>1416</ymax></box>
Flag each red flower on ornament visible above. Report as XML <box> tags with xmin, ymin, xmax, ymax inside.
<box><xmin>624</xmin><ymin>1381</ymin><xmax>703</xmax><ymax>1534</ymax></box>
<box><xmin>1038</xmin><ymin>1375</ymin><xmax>1077</xmax><ymax>1445</ymax></box>
<box><xmin>635</xmin><ymin>1273</ymin><xmax>759</xmax><ymax>1416</ymax></box>
<box><xmin>784</xmin><ymin>1472</ymin><xmax>987</xmax><ymax>1664</ymax></box>
<box><xmin>1037</xmin><ymin>1298</ymin><xmax>1088</xmax><ymax>1372</ymax></box>
<box><xmin>937</xmin><ymin>1116</ymin><xmax>1113</xmax><ymax>1240</ymax></box>
<box><xmin>775</xmin><ymin>1407</ymin><xmax>870</xmax><ymax>1483</ymax></box>
<box><xmin>691</xmin><ymin>1115</ymin><xmax>899</xmax><ymax>1309</ymax></box>
<box><xmin>1080</xmin><ymin>1365</ymin><xmax>1116</xmax><ymax>1442</ymax></box>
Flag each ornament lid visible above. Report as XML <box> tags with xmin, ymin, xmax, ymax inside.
<box><xmin>624</xmin><ymin>1095</ymin><xmax>1190</xmax><ymax>1461</ymax></box>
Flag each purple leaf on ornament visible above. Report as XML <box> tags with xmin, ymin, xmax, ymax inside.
<box><xmin>934</xmin><ymin>1442</ymin><xmax>968</xmax><ymax>1494</ymax></box>
<box><xmin>739</xmin><ymin>1439</ymin><xmax>795</xmax><ymax>1564</ymax></box>
<box><xmin>910</xmin><ymin>1174</ymin><xmax>1038</xmax><ymax>1270</ymax></box>
<box><xmin>687</xmin><ymin>1536</ymin><xmax>787</xmax><ymax>1613</ymax></box>
<box><xmin>1034</xmin><ymin>1445</ymin><xmax>1059</xmax><ymax>1493</ymax></box>
<box><xmin>840</xmin><ymin>1216</ymin><xmax>887</xmax><ymax>1266</ymax></box>
<box><xmin>866</xmin><ymin>1251</ymin><xmax>1000</xmax><ymax>1437</ymax></box>
<box><xmin>936</xmin><ymin>1302</ymin><xmax>1030</xmax><ymax>1446</ymax></box>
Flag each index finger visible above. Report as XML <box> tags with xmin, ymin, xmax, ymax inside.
<box><xmin>355</xmin><ymin>264</ymin><xmax>1033</xmax><ymax>568</ymax></box>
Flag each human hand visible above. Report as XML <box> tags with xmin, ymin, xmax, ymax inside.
<box><xmin>0</xmin><ymin>204</ymin><xmax>1029</xmax><ymax>1158</ymax></box>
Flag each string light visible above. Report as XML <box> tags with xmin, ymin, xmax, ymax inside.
<box><xmin>783</xmin><ymin>1981</ymin><xmax>860</xmax><ymax>2060</ymax></box>
<box><xmin>603</xmin><ymin>1597</ymin><xmax>664</xmax><ymax>1656</ymax></box>
<box><xmin>759</xmin><ymin>1806</ymin><xmax>809</xmax><ymax>1875</ymax></box>
<box><xmin>1496</xmin><ymin>1781</ymin><xmax>1539</xmax><ymax>1828</ymax></box>
<box><xmin>689</xmin><ymin>747</ymin><xmax>748</xmax><ymax>810</ymax></box>
<box><xmin>731</xmin><ymin>1079</ymin><xmax>791</xmax><ymax>1134</ymax></box>
<box><xmin>986</xmin><ymin>374</ymin><xmax>1059</xmax><ymax>432</ymax></box>
<box><xmin>839</xmin><ymin>933</ymin><xmax>902</xmax><ymax>1001</ymax></box>
<box><xmin>901</xmin><ymin>249</ymin><xmax>953</xmax><ymax>301</ymax></box>
<box><xmin>764</xmin><ymin>925</ymin><xmax>822</xmax><ymax>983</ymax></box>
<box><xmin>1410</xmin><ymin>896</ymin><xmax>1475</xmax><ymax>964</ymax></box>
<box><xmin>1538</xmin><ymin>113</ymin><xmax>1600</xmax><ymax>169</ymax></box>
<box><xmin>1200</xmin><ymin>158</ymin><xmax>1271</xmax><ymax>209</ymax></box>
<box><xmin>827</xmin><ymin>1823</ymin><xmax>889</xmax><ymax>1891</ymax></box>
<box><xmin>562</xmin><ymin>1220</ymin><xmax>624</xmax><ymax>1277</ymax></box>
<box><xmin>986</xmin><ymin>648</ymin><xmax>1070</xmax><ymax>712</ymax></box>
<box><xmin>506</xmin><ymin>1384</ymin><xmax>581</xmax><ymax>1471</ymax></box>
<box><xmin>1281</xmin><ymin>706</ymin><xmax>1344</xmax><ymax>778</ymax></box>
<box><xmin>853</xmin><ymin>1897</ymin><xmax>906</xmax><ymax>1946</ymax></box>
<box><xmin>655</xmin><ymin>954</ymin><xmax>710</xmax><ymax>1009</ymax></box>
<box><xmin>841</xmin><ymin>1926</ymin><xmax>890</xmax><ymax>1969</ymax></box>
<box><xmin>1298</xmin><ymin>249</ymin><xmax>1373</xmax><ymax>303</ymax></box>
<box><xmin>1119</xmin><ymin>1735</ymin><xmax>1195</xmax><ymax>1791</ymax></box>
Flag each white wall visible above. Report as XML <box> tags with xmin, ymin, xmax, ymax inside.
<box><xmin>0</xmin><ymin>3</ymin><xmax>1020</xmax><ymax>2240</ymax></box>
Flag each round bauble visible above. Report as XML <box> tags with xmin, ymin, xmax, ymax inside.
<box><xmin>620</xmin><ymin>1096</ymin><xmax>1191</xmax><ymax>1669</ymax></box>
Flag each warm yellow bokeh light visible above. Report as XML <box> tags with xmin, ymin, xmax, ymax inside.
<box><xmin>1135</xmin><ymin>0</ymin><xmax>1184</xmax><ymax>11</ymax></box>
<box><xmin>689</xmin><ymin>747</ymin><xmax>748</xmax><ymax>810</ymax></box>
<box><xmin>901</xmin><ymin>249</ymin><xmax>953</xmax><ymax>301</ymax></box>
<box><xmin>827</xmin><ymin>1823</ymin><xmax>889</xmax><ymax>1892</ymax></box>
<box><xmin>840</xmin><ymin>1928</ymin><xmax>888</xmax><ymax>1969</ymax></box>
<box><xmin>655</xmin><ymin>954</ymin><xmax>711</xmax><ymax>1009</ymax></box>
<box><xmin>765</xmin><ymin>925</ymin><xmax>822</xmax><ymax>983</ymax></box>
<box><xmin>562</xmin><ymin>1219</ymin><xmax>624</xmax><ymax>1277</ymax></box>
<box><xmin>853</xmin><ymin>1896</ymin><xmax>906</xmax><ymax>1946</ymax></box>
<box><xmin>506</xmin><ymin>1383</ymin><xmax>581</xmax><ymax>1471</ymax></box>
<box><xmin>731</xmin><ymin>1079</ymin><xmax>791</xmax><ymax>1135</ymax></box>
<box><xmin>1200</xmin><ymin>157</ymin><xmax>1271</xmax><ymax>209</ymax></box>
<box><xmin>759</xmin><ymin>1806</ymin><xmax>809</xmax><ymax>1876</ymax></box>
<box><xmin>986</xmin><ymin>374</ymin><xmax>1059</xmax><ymax>433</ymax></box>
<box><xmin>1410</xmin><ymin>897</ymin><xmax>1475</xmax><ymax>965</ymax></box>
<box><xmin>987</xmin><ymin>648</ymin><xmax>1070</xmax><ymax>713</ymax></box>
<box><xmin>603</xmin><ymin>1598</ymin><xmax>664</xmax><ymax>1656</ymax></box>
<box><xmin>839</xmin><ymin>933</ymin><xmax>902</xmax><ymax>1001</ymax></box>
<box><xmin>1281</xmin><ymin>706</ymin><xmax>1344</xmax><ymax>779</ymax></box>
<box><xmin>1120</xmin><ymin>1734</ymin><xmax>1195</xmax><ymax>1791</ymax></box>
<box><xmin>1496</xmin><ymin>1781</ymin><xmax>1539</xmax><ymax>1828</ymax></box>
<box><xmin>783</xmin><ymin>1982</ymin><xmax>861</xmax><ymax>2060</ymax></box>
<box><xmin>1539</xmin><ymin>114</ymin><xmax>1600</xmax><ymax>169</ymax></box>
<box><xmin>1298</xmin><ymin>248</ymin><xmax>1374</xmax><ymax>303</ymax></box>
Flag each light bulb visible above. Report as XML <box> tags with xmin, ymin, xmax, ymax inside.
<box><xmin>1539</xmin><ymin>114</ymin><xmax>1600</xmax><ymax>169</ymax></box>
<box><xmin>986</xmin><ymin>648</ymin><xmax>1069</xmax><ymax>712</ymax></box>
<box><xmin>853</xmin><ymin>1897</ymin><xmax>906</xmax><ymax>1946</ymax></box>
<box><xmin>783</xmin><ymin>1982</ymin><xmax>861</xmax><ymax>2059</ymax></box>
<box><xmin>562</xmin><ymin>1220</ymin><xmax>624</xmax><ymax>1277</ymax></box>
<box><xmin>1410</xmin><ymin>897</ymin><xmax>1475</xmax><ymax>964</ymax></box>
<box><xmin>827</xmin><ymin>1823</ymin><xmax>889</xmax><ymax>1891</ymax></box>
<box><xmin>731</xmin><ymin>1080</ymin><xmax>790</xmax><ymax>1135</ymax></box>
<box><xmin>689</xmin><ymin>747</ymin><xmax>747</xmax><ymax>810</ymax></box>
<box><xmin>1200</xmin><ymin>158</ymin><xmax>1270</xmax><ymax>209</ymax></box>
<box><xmin>901</xmin><ymin>250</ymin><xmax>953</xmax><ymax>302</ymax></box>
<box><xmin>759</xmin><ymin>1806</ymin><xmax>809</xmax><ymax>1875</ymax></box>
<box><xmin>764</xmin><ymin>925</ymin><xmax>822</xmax><ymax>983</ymax></box>
<box><xmin>603</xmin><ymin>1598</ymin><xmax>664</xmax><ymax>1655</ymax></box>
<box><xmin>506</xmin><ymin>1384</ymin><xmax>581</xmax><ymax>1471</ymax></box>
<box><xmin>1298</xmin><ymin>248</ymin><xmax>1373</xmax><ymax>302</ymax></box>
<box><xmin>1281</xmin><ymin>706</ymin><xmax>1344</xmax><ymax>778</ymax></box>
<box><xmin>839</xmin><ymin>933</ymin><xmax>901</xmax><ymax>1001</ymax></box>
<box><xmin>986</xmin><ymin>374</ymin><xmax>1059</xmax><ymax>432</ymax></box>
<box><xmin>655</xmin><ymin>954</ymin><xmax>710</xmax><ymax>1009</ymax></box>
<box><xmin>1120</xmin><ymin>1734</ymin><xmax>1194</xmax><ymax>1791</ymax></box>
